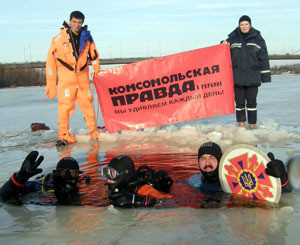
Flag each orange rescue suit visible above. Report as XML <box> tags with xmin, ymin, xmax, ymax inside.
<box><xmin>46</xmin><ymin>22</ymin><xmax>100</xmax><ymax>143</ymax></box>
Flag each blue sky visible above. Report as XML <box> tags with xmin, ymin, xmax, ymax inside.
<box><xmin>1</xmin><ymin>0</ymin><xmax>299</xmax><ymax>63</ymax></box>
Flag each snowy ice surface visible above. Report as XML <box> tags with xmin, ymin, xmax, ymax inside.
<box><xmin>0</xmin><ymin>75</ymin><xmax>300</xmax><ymax>245</ymax></box>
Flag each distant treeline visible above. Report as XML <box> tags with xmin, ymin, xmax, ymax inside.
<box><xmin>1</xmin><ymin>63</ymin><xmax>300</xmax><ymax>88</ymax></box>
<box><xmin>0</xmin><ymin>64</ymin><xmax>45</xmax><ymax>88</ymax></box>
<box><xmin>271</xmin><ymin>63</ymin><xmax>300</xmax><ymax>75</ymax></box>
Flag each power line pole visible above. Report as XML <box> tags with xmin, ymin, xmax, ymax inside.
<box><xmin>29</xmin><ymin>45</ymin><xmax>32</xmax><ymax>62</ymax></box>
<box><xmin>24</xmin><ymin>47</ymin><xmax>26</xmax><ymax>62</ymax></box>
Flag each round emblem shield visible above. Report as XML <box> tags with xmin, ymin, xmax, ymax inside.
<box><xmin>219</xmin><ymin>144</ymin><xmax>281</xmax><ymax>203</ymax></box>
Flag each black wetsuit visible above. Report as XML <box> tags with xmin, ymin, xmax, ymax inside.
<box><xmin>0</xmin><ymin>173</ymin><xmax>55</xmax><ymax>204</ymax></box>
<box><xmin>0</xmin><ymin>173</ymin><xmax>81</xmax><ymax>205</ymax></box>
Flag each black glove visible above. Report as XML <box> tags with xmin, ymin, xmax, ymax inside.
<box><xmin>14</xmin><ymin>151</ymin><xmax>43</xmax><ymax>185</ymax></box>
<box><xmin>153</xmin><ymin>170</ymin><xmax>174</xmax><ymax>193</ymax></box>
<box><xmin>266</xmin><ymin>152</ymin><xmax>288</xmax><ymax>185</ymax></box>
<box><xmin>200</xmin><ymin>195</ymin><xmax>221</xmax><ymax>208</ymax></box>
<box><xmin>129</xmin><ymin>165</ymin><xmax>156</xmax><ymax>193</ymax></box>
<box><xmin>135</xmin><ymin>165</ymin><xmax>155</xmax><ymax>183</ymax></box>
<box><xmin>109</xmin><ymin>189</ymin><xmax>156</xmax><ymax>207</ymax></box>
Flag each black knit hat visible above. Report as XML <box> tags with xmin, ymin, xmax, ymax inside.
<box><xmin>239</xmin><ymin>15</ymin><xmax>251</xmax><ymax>25</ymax></box>
<box><xmin>198</xmin><ymin>142</ymin><xmax>222</xmax><ymax>163</ymax></box>
<box><xmin>56</xmin><ymin>157</ymin><xmax>80</xmax><ymax>170</ymax></box>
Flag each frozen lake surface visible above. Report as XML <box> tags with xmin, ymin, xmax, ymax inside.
<box><xmin>0</xmin><ymin>75</ymin><xmax>300</xmax><ymax>244</ymax></box>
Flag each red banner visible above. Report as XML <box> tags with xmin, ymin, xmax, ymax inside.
<box><xmin>94</xmin><ymin>44</ymin><xmax>234</xmax><ymax>133</ymax></box>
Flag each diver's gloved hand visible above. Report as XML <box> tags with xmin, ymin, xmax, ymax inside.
<box><xmin>153</xmin><ymin>170</ymin><xmax>174</xmax><ymax>193</ymax></box>
<box><xmin>200</xmin><ymin>195</ymin><xmax>221</xmax><ymax>208</ymax></box>
<box><xmin>129</xmin><ymin>165</ymin><xmax>156</xmax><ymax>192</ymax></box>
<box><xmin>266</xmin><ymin>152</ymin><xmax>288</xmax><ymax>185</ymax></box>
<box><xmin>14</xmin><ymin>151</ymin><xmax>43</xmax><ymax>185</ymax></box>
<box><xmin>136</xmin><ymin>165</ymin><xmax>155</xmax><ymax>183</ymax></box>
<box><xmin>109</xmin><ymin>189</ymin><xmax>156</xmax><ymax>207</ymax></box>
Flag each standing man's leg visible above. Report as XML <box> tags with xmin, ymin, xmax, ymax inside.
<box><xmin>234</xmin><ymin>86</ymin><xmax>247</xmax><ymax>127</ymax></box>
<box><xmin>76</xmin><ymin>73</ymin><xmax>99</xmax><ymax>139</ymax></box>
<box><xmin>57</xmin><ymin>84</ymin><xmax>77</xmax><ymax>143</ymax></box>
<box><xmin>245</xmin><ymin>86</ymin><xmax>258</xmax><ymax>129</ymax></box>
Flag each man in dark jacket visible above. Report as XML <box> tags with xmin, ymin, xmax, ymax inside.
<box><xmin>0</xmin><ymin>151</ymin><xmax>83</xmax><ymax>204</ymax></box>
<box><xmin>223</xmin><ymin>15</ymin><xmax>271</xmax><ymax>129</ymax></box>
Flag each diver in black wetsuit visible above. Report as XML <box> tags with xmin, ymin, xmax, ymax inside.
<box><xmin>188</xmin><ymin>142</ymin><xmax>292</xmax><ymax>193</ymax></box>
<box><xmin>0</xmin><ymin>151</ymin><xmax>84</xmax><ymax>204</ymax></box>
<box><xmin>101</xmin><ymin>155</ymin><xmax>174</xmax><ymax>208</ymax></box>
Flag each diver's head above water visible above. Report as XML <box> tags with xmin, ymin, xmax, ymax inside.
<box><xmin>53</xmin><ymin>157</ymin><xmax>82</xmax><ymax>203</ymax></box>
<box><xmin>55</xmin><ymin>157</ymin><xmax>81</xmax><ymax>181</ymax></box>
<box><xmin>103</xmin><ymin>155</ymin><xmax>135</xmax><ymax>192</ymax></box>
<box><xmin>198</xmin><ymin>142</ymin><xmax>223</xmax><ymax>182</ymax></box>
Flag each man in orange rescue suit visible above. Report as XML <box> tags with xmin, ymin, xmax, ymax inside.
<box><xmin>46</xmin><ymin>11</ymin><xmax>100</xmax><ymax>145</ymax></box>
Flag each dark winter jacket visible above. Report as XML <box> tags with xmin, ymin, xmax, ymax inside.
<box><xmin>226</xmin><ymin>27</ymin><xmax>271</xmax><ymax>87</ymax></box>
